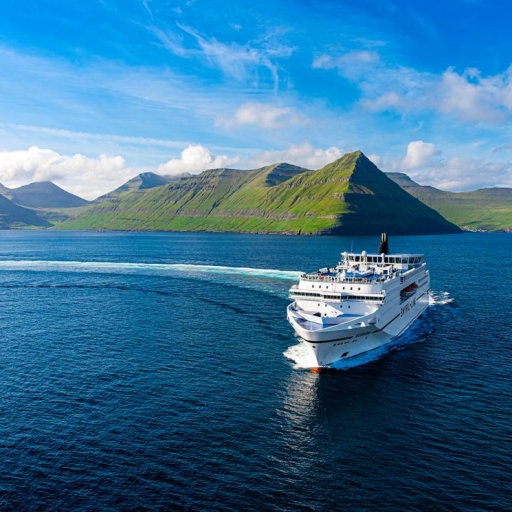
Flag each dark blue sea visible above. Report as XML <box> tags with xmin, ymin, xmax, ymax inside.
<box><xmin>0</xmin><ymin>231</ymin><xmax>510</xmax><ymax>511</ymax></box>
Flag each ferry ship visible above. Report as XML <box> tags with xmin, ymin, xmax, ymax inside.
<box><xmin>287</xmin><ymin>234</ymin><xmax>430</xmax><ymax>367</ymax></box>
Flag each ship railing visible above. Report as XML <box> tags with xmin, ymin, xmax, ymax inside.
<box><xmin>300</xmin><ymin>274</ymin><xmax>391</xmax><ymax>285</ymax></box>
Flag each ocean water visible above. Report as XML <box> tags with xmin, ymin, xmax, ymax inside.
<box><xmin>0</xmin><ymin>231</ymin><xmax>510</xmax><ymax>511</ymax></box>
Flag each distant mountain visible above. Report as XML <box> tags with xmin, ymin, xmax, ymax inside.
<box><xmin>0</xmin><ymin>194</ymin><xmax>51</xmax><ymax>228</ymax></box>
<box><xmin>57</xmin><ymin>153</ymin><xmax>460</xmax><ymax>235</ymax></box>
<box><xmin>387</xmin><ymin>172</ymin><xmax>512</xmax><ymax>232</ymax></box>
<box><xmin>96</xmin><ymin>172</ymin><xmax>186</xmax><ymax>201</ymax></box>
<box><xmin>0</xmin><ymin>181</ymin><xmax>88</xmax><ymax>208</ymax></box>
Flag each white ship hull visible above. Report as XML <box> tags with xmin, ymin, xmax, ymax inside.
<box><xmin>287</xmin><ymin>234</ymin><xmax>431</xmax><ymax>368</ymax></box>
<box><xmin>287</xmin><ymin>288</ymin><xmax>429</xmax><ymax>366</ymax></box>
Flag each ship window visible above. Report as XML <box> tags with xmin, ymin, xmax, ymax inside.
<box><xmin>341</xmin><ymin>352</ymin><xmax>349</xmax><ymax>358</ymax></box>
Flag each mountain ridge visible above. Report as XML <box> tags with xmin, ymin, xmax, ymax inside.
<box><xmin>5</xmin><ymin>153</ymin><xmax>507</xmax><ymax>232</ymax></box>
<box><xmin>57</xmin><ymin>151</ymin><xmax>460</xmax><ymax>235</ymax></box>
<box><xmin>96</xmin><ymin>172</ymin><xmax>190</xmax><ymax>201</ymax></box>
<box><xmin>387</xmin><ymin>172</ymin><xmax>512</xmax><ymax>231</ymax></box>
<box><xmin>0</xmin><ymin>181</ymin><xmax>88</xmax><ymax>208</ymax></box>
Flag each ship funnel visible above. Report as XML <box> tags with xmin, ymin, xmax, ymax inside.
<box><xmin>378</xmin><ymin>233</ymin><xmax>389</xmax><ymax>254</ymax></box>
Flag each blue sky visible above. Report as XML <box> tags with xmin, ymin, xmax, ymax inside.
<box><xmin>0</xmin><ymin>0</ymin><xmax>511</xmax><ymax>198</ymax></box>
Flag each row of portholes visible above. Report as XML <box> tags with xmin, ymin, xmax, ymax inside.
<box><xmin>311</xmin><ymin>284</ymin><xmax>362</xmax><ymax>291</ymax></box>
<box><xmin>317</xmin><ymin>303</ymin><xmax>350</xmax><ymax>308</ymax></box>
<box><xmin>333</xmin><ymin>340</ymin><xmax>352</xmax><ymax>347</ymax></box>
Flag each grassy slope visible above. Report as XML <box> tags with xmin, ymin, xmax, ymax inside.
<box><xmin>387</xmin><ymin>172</ymin><xmax>512</xmax><ymax>231</ymax></box>
<box><xmin>58</xmin><ymin>153</ymin><xmax>460</xmax><ymax>234</ymax></box>
<box><xmin>328</xmin><ymin>154</ymin><xmax>460</xmax><ymax>234</ymax></box>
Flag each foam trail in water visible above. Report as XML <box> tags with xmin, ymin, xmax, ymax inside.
<box><xmin>284</xmin><ymin>339</ymin><xmax>406</xmax><ymax>371</ymax></box>
<box><xmin>284</xmin><ymin>340</ymin><xmax>318</xmax><ymax>369</ymax></box>
<box><xmin>0</xmin><ymin>260</ymin><xmax>301</xmax><ymax>281</ymax></box>
<box><xmin>285</xmin><ymin>291</ymin><xmax>458</xmax><ymax>370</ymax></box>
<box><xmin>429</xmin><ymin>291</ymin><xmax>455</xmax><ymax>306</ymax></box>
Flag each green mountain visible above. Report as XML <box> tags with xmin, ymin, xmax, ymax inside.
<box><xmin>387</xmin><ymin>172</ymin><xmax>512</xmax><ymax>232</ymax></box>
<box><xmin>0</xmin><ymin>194</ymin><xmax>51</xmax><ymax>228</ymax></box>
<box><xmin>0</xmin><ymin>181</ymin><xmax>88</xmax><ymax>208</ymax></box>
<box><xmin>58</xmin><ymin>153</ymin><xmax>460</xmax><ymax>234</ymax></box>
<box><xmin>96</xmin><ymin>172</ymin><xmax>187</xmax><ymax>201</ymax></box>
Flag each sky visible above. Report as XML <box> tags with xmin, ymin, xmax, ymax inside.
<box><xmin>1</xmin><ymin>0</ymin><xmax>512</xmax><ymax>199</ymax></box>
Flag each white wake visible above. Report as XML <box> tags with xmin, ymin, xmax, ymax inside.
<box><xmin>0</xmin><ymin>259</ymin><xmax>302</xmax><ymax>281</ymax></box>
<box><xmin>429</xmin><ymin>291</ymin><xmax>455</xmax><ymax>306</ymax></box>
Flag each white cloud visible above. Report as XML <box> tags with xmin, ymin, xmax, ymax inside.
<box><xmin>356</xmin><ymin>63</ymin><xmax>512</xmax><ymax>124</ymax></box>
<box><xmin>315</xmin><ymin>48</ymin><xmax>512</xmax><ymax>125</ymax></box>
<box><xmin>247</xmin><ymin>142</ymin><xmax>345</xmax><ymax>169</ymax></box>
<box><xmin>313</xmin><ymin>50</ymin><xmax>380</xmax><ymax>79</ymax></box>
<box><xmin>216</xmin><ymin>102</ymin><xmax>308</xmax><ymax>129</ymax></box>
<box><xmin>157</xmin><ymin>144</ymin><xmax>240</xmax><ymax>175</ymax></box>
<box><xmin>392</xmin><ymin>141</ymin><xmax>512</xmax><ymax>191</ymax></box>
<box><xmin>437</xmin><ymin>67</ymin><xmax>512</xmax><ymax>123</ymax></box>
<box><xmin>0</xmin><ymin>146</ymin><xmax>135</xmax><ymax>200</ymax></box>
<box><xmin>401</xmin><ymin>140</ymin><xmax>441</xmax><ymax>170</ymax></box>
<box><xmin>362</xmin><ymin>91</ymin><xmax>410</xmax><ymax>112</ymax></box>
<box><xmin>409</xmin><ymin>157</ymin><xmax>512</xmax><ymax>191</ymax></box>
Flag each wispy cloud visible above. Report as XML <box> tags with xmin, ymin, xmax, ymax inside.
<box><xmin>147</xmin><ymin>21</ymin><xmax>293</xmax><ymax>88</ymax></box>
<box><xmin>141</xmin><ymin>0</ymin><xmax>154</xmax><ymax>19</ymax></box>
<box><xmin>216</xmin><ymin>102</ymin><xmax>309</xmax><ymax>130</ymax></box>
<box><xmin>313</xmin><ymin>50</ymin><xmax>381</xmax><ymax>79</ymax></box>
<box><xmin>1</xmin><ymin>123</ymin><xmax>189</xmax><ymax>149</ymax></box>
